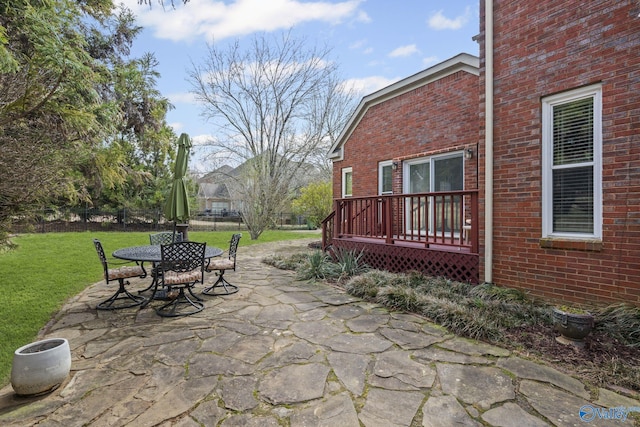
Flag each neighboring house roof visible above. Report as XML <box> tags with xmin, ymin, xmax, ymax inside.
<box><xmin>197</xmin><ymin>182</ymin><xmax>230</xmax><ymax>200</ymax></box>
<box><xmin>199</xmin><ymin>165</ymin><xmax>237</xmax><ymax>184</ymax></box>
<box><xmin>328</xmin><ymin>52</ymin><xmax>479</xmax><ymax>161</ymax></box>
<box><xmin>196</xmin><ymin>157</ymin><xmax>322</xmax><ymax>207</ymax></box>
<box><xmin>196</xmin><ymin>165</ymin><xmax>235</xmax><ymax>203</ymax></box>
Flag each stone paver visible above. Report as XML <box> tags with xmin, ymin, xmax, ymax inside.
<box><xmin>1</xmin><ymin>238</ymin><xmax>639</xmax><ymax>426</ymax></box>
<box><xmin>481</xmin><ymin>402</ymin><xmax>548</xmax><ymax>427</ymax></box>
<box><xmin>497</xmin><ymin>357</ymin><xmax>590</xmax><ymax>399</ymax></box>
<box><xmin>422</xmin><ymin>395</ymin><xmax>480</xmax><ymax>427</ymax></box>
<box><xmin>436</xmin><ymin>364</ymin><xmax>515</xmax><ymax>410</ymax></box>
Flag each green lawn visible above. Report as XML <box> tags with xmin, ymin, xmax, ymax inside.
<box><xmin>0</xmin><ymin>230</ymin><xmax>320</xmax><ymax>387</ymax></box>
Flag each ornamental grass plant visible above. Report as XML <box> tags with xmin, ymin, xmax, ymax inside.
<box><xmin>347</xmin><ymin>272</ymin><xmax>553</xmax><ymax>342</ymax></box>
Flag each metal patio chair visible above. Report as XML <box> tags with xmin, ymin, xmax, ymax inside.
<box><xmin>149</xmin><ymin>231</ymin><xmax>183</xmax><ymax>245</ymax></box>
<box><xmin>203</xmin><ymin>233</ymin><xmax>242</xmax><ymax>296</ymax></box>
<box><xmin>139</xmin><ymin>231</ymin><xmax>184</xmax><ymax>295</ymax></box>
<box><xmin>93</xmin><ymin>239</ymin><xmax>147</xmax><ymax>310</ymax></box>
<box><xmin>156</xmin><ymin>241</ymin><xmax>206</xmax><ymax>317</ymax></box>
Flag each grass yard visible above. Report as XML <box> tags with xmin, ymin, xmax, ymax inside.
<box><xmin>0</xmin><ymin>230</ymin><xmax>320</xmax><ymax>387</ymax></box>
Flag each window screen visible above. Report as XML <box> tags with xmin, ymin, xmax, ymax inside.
<box><xmin>380</xmin><ymin>164</ymin><xmax>393</xmax><ymax>194</ymax></box>
<box><xmin>343</xmin><ymin>169</ymin><xmax>352</xmax><ymax>197</ymax></box>
<box><xmin>551</xmin><ymin>97</ymin><xmax>595</xmax><ymax>234</ymax></box>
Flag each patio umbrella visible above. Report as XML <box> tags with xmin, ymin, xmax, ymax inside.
<box><xmin>163</xmin><ymin>133</ymin><xmax>192</xmax><ymax>239</ymax></box>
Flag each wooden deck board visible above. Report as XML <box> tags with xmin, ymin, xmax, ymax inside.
<box><xmin>341</xmin><ymin>235</ymin><xmax>473</xmax><ymax>253</ymax></box>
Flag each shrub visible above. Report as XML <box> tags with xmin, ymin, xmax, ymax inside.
<box><xmin>344</xmin><ymin>270</ymin><xmax>395</xmax><ymax>299</ymax></box>
<box><xmin>377</xmin><ymin>285</ymin><xmax>426</xmax><ymax>312</ymax></box>
<box><xmin>332</xmin><ymin>247</ymin><xmax>369</xmax><ymax>279</ymax></box>
<box><xmin>296</xmin><ymin>250</ymin><xmax>335</xmax><ymax>280</ymax></box>
<box><xmin>595</xmin><ymin>304</ymin><xmax>640</xmax><ymax>348</ymax></box>
<box><xmin>343</xmin><ymin>269</ymin><xmax>550</xmax><ymax>342</ymax></box>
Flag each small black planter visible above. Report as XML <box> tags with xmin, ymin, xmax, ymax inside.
<box><xmin>552</xmin><ymin>307</ymin><xmax>594</xmax><ymax>347</ymax></box>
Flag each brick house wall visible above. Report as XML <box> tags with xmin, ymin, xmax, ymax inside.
<box><xmin>332</xmin><ymin>67</ymin><xmax>480</xmax><ymax>199</ymax></box>
<box><xmin>479</xmin><ymin>0</ymin><xmax>640</xmax><ymax>304</ymax></box>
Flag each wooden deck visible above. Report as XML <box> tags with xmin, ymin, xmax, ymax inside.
<box><xmin>322</xmin><ymin>191</ymin><xmax>480</xmax><ymax>284</ymax></box>
<box><xmin>344</xmin><ymin>235</ymin><xmax>473</xmax><ymax>252</ymax></box>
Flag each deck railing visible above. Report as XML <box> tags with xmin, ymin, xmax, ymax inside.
<box><xmin>323</xmin><ymin>190</ymin><xmax>479</xmax><ymax>254</ymax></box>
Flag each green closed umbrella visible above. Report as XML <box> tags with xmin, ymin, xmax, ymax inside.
<box><xmin>164</xmin><ymin>133</ymin><xmax>192</xmax><ymax>238</ymax></box>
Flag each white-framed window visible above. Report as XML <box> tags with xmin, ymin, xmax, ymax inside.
<box><xmin>541</xmin><ymin>84</ymin><xmax>602</xmax><ymax>239</ymax></box>
<box><xmin>378</xmin><ymin>161</ymin><xmax>393</xmax><ymax>195</ymax></box>
<box><xmin>342</xmin><ymin>167</ymin><xmax>353</xmax><ymax>198</ymax></box>
<box><xmin>402</xmin><ymin>152</ymin><xmax>464</xmax><ymax>194</ymax></box>
<box><xmin>402</xmin><ymin>152</ymin><xmax>465</xmax><ymax>234</ymax></box>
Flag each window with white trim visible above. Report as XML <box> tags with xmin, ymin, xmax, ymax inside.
<box><xmin>378</xmin><ymin>161</ymin><xmax>393</xmax><ymax>195</ymax></box>
<box><xmin>403</xmin><ymin>153</ymin><xmax>464</xmax><ymax>194</ymax></box>
<box><xmin>542</xmin><ymin>85</ymin><xmax>602</xmax><ymax>239</ymax></box>
<box><xmin>342</xmin><ymin>167</ymin><xmax>353</xmax><ymax>197</ymax></box>
<box><xmin>402</xmin><ymin>152</ymin><xmax>465</xmax><ymax>235</ymax></box>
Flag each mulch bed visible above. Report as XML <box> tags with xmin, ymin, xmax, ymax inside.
<box><xmin>503</xmin><ymin>324</ymin><xmax>640</xmax><ymax>396</ymax></box>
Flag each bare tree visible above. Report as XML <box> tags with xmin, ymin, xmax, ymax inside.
<box><xmin>189</xmin><ymin>32</ymin><xmax>356</xmax><ymax>239</ymax></box>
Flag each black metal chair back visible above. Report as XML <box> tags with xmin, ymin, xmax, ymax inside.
<box><xmin>156</xmin><ymin>241</ymin><xmax>207</xmax><ymax>317</ymax></box>
<box><xmin>161</xmin><ymin>241</ymin><xmax>206</xmax><ymax>276</ymax></box>
<box><xmin>226</xmin><ymin>233</ymin><xmax>241</xmax><ymax>268</ymax></box>
<box><xmin>203</xmin><ymin>233</ymin><xmax>242</xmax><ymax>296</ymax></box>
<box><xmin>147</xmin><ymin>231</ymin><xmax>184</xmax><ymax>288</ymax></box>
<box><xmin>93</xmin><ymin>239</ymin><xmax>146</xmax><ymax>310</ymax></box>
<box><xmin>94</xmin><ymin>239</ymin><xmax>109</xmax><ymax>278</ymax></box>
<box><xmin>149</xmin><ymin>231</ymin><xmax>183</xmax><ymax>245</ymax></box>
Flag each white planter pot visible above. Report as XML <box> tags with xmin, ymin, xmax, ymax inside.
<box><xmin>11</xmin><ymin>338</ymin><xmax>71</xmax><ymax>396</ymax></box>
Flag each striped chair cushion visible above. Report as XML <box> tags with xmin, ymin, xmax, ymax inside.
<box><xmin>206</xmin><ymin>259</ymin><xmax>235</xmax><ymax>271</ymax></box>
<box><xmin>163</xmin><ymin>270</ymin><xmax>202</xmax><ymax>285</ymax></box>
<box><xmin>107</xmin><ymin>265</ymin><xmax>145</xmax><ymax>281</ymax></box>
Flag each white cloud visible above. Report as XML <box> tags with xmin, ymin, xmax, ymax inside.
<box><xmin>122</xmin><ymin>0</ymin><xmax>365</xmax><ymax>42</ymax></box>
<box><xmin>355</xmin><ymin>10</ymin><xmax>371</xmax><ymax>23</ymax></box>
<box><xmin>191</xmin><ymin>133</ymin><xmax>216</xmax><ymax>146</ymax></box>
<box><xmin>343</xmin><ymin>75</ymin><xmax>399</xmax><ymax>96</ymax></box>
<box><xmin>169</xmin><ymin>121</ymin><xmax>183</xmax><ymax>131</ymax></box>
<box><xmin>168</xmin><ymin>92</ymin><xmax>197</xmax><ymax>104</ymax></box>
<box><xmin>427</xmin><ymin>7</ymin><xmax>471</xmax><ymax>30</ymax></box>
<box><xmin>388</xmin><ymin>44</ymin><xmax>419</xmax><ymax>58</ymax></box>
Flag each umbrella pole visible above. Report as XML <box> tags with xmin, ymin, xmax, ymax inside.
<box><xmin>176</xmin><ymin>222</ymin><xmax>189</xmax><ymax>241</ymax></box>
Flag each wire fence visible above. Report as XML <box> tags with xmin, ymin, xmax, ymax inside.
<box><xmin>11</xmin><ymin>207</ymin><xmax>311</xmax><ymax>234</ymax></box>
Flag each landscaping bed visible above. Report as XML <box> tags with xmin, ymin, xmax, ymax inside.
<box><xmin>264</xmin><ymin>249</ymin><xmax>640</xmax><ymax>395</ymax></box>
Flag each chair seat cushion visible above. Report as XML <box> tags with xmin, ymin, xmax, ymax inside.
<box><xmin>206</xmin><ymin>259</ymin><xmax>235</xmax><ymax>271</ymax></box>
<box><xmin>163</xmin><ymin>269</ymin><xmax>202</xmax><ymax>285</ymax></box>
<box><xmin>107</xmin><ymin>265</ymin><xmax>145</xmax><ymax>280</ymax></box>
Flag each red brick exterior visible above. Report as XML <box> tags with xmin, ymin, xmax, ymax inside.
<box><xmin>332</xmin><ymin>1</ymin><xmax>639</xmax><ymax>306</ymax></box>
<box><xmin>479</xmin><ymin>0</ymin><xmax>640</xmax><ymax>305</ymax></box>
<box><xmin>332</xmin><ymin>69</ymin><xmax>480</xmax><ymax>198</ymax></box>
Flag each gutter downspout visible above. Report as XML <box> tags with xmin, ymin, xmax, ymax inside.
<box><xmin>484</xmin><ymin>0</ymin><xmax>494</xmax><ymax>283</ymax></box>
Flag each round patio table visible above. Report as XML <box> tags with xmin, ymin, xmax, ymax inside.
<box><xmin>113</xmin><ymin>245</ymin><xmax>222</xmax><ymax>263</ymax></box>
<box><xmin>112</xmin><ymin>244</ymin><xmax>223</xmax><ymax>307</ymax></box>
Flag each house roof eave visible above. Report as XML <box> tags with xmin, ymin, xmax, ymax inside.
<box><xmin>328</xmin><ymin>52</ymin><xmax>479</xmax><ymax>163</ymax></box>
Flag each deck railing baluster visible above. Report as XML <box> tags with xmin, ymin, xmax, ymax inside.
<box><xmin>322</xmin><ymin>190</ymin><xmax>479</xmax><ymax>254</ymax></box>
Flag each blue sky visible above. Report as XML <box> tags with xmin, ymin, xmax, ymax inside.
<box><xmin>121</xmin><ymin>0</ymin><xmax>479</xmax><ymax>171</ymax></box>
